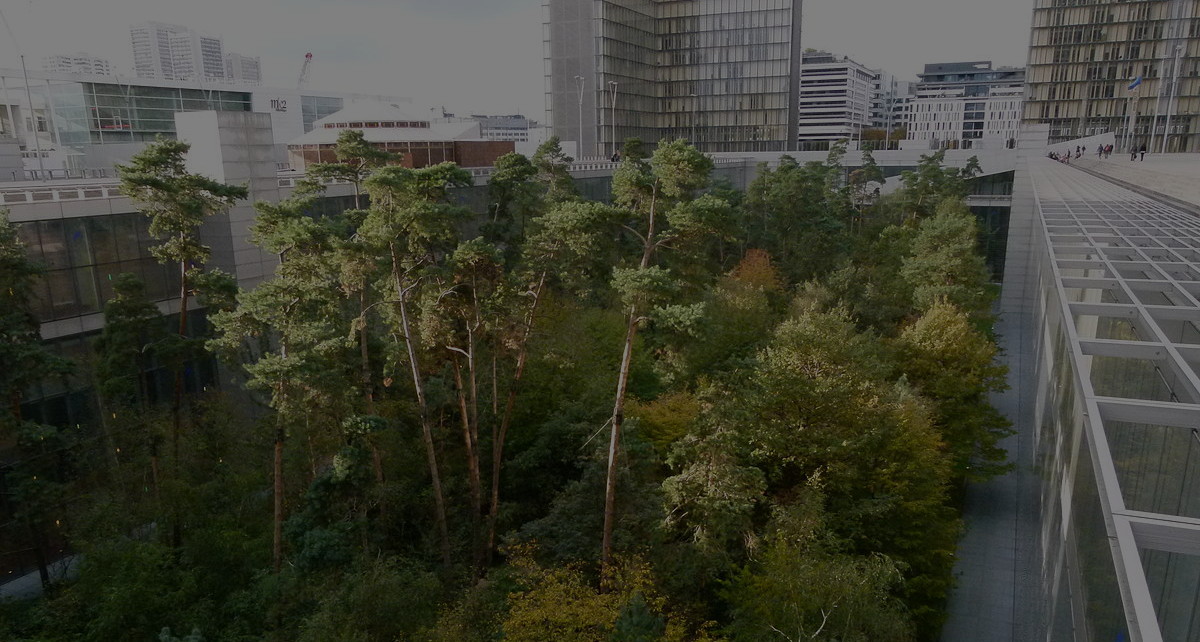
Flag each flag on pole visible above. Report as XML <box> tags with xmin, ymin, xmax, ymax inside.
<box><xmin>1128</xmin><ymin>76</ymin><xmax>1143</xmax><ymax>91</ymax></box>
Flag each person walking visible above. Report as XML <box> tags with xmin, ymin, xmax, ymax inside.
<box><xmin>1140</xmin><ymin>144</ymin><xmax>1147</xmax><ymax>161</ymax></box>
<box><xmin>1097</xmin><ymin>145</ymin><xmax>1104</xmax><ymax>158</ymax></box>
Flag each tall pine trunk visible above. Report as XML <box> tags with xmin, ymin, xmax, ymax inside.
<box><xmin>391</xmin><ymin>244</ymin><xmax>451</xmax><ymax>567</ymax></box>
<box><xmin>602</xmin><ymin>187</ymin><xmax>658</xmax><ymax>579</ymax></box>
<box><xmin>359</xmin><ymin>287</ymin><xmax>385</xmax><ymax>485</ymax></box>
<box><xmin>453</xmin><ymin>357</ymin><xmax>483</xmax><ymax>570</ymax></box>
<box><xmin>273</xmin><ymin>423</ymin><xmax>284</xmax><ymax>573</ymax></box>
<box><xmin>486</xmin><ymin>271</ymin><xmax>546</xmax><ymax>564</ymax></box>
<box><xmin>601</xmin><ymin>305</ymin><xmax>639</xmax><ymax>577</ymax></box>
<box><xmin>170</xmin><ymin>244</ymin><xmax>188</xmax><ymax>549</ymax></box>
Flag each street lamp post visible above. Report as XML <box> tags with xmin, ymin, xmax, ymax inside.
<box><xmin>574</xmin><ymin>75</ymin><xmax>585</xmax><ymax>158</ymax></box>
<box><xmin>1162</xmin><ymin>44</ymin><xmax>1184</xmax><ymax>154</ymax></box>
<box><xmin>608</xmin><ymin>80</ymin><xmax>618</xmax><ymax>159</ymax></box>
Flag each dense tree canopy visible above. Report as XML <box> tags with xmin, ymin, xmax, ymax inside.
<box><xmin>0</xmin><ymin>138</ymin><xmax>1008</xmax><ymax>642</ymax></box>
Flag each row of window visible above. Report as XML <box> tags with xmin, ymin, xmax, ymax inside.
<box><xmin>656</xmin><ymin>0</ymin><xmax>794</xmax><ymax>19</ymax></box>
<box><xmin>322</xmin><ymin>121</ymin><xmax>430</xmax><ymax>129</ymax></box>
<box><xmin>16</xmin><ymin>213</ymin><xmax>180</xmax><ymax>323</ymax></box>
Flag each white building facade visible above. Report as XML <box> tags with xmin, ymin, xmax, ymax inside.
<box><xmin>905</xmin><ymin>62</ymin><xmax>1025</xmax><ymax>150</ymax></box>
<box><xmin>224</xmin><ymin>53</ymin><xmax>262</xmax><ymax>86</ymax></box>
<box><xmin>131</xmin><ymin>21</ymin><xmax>189</xmax><ymax>79</ymax></box>
<box><xmin>167</xmin><ymin>31</ymin><xmax>226</xmax><ymax>81</ymax></box>
<box><xmin>908</xmin><ymin>86</ymin><xmax>1023</xmax><ymax>149</ymax></box>
<box><xmin>796</xmin><ymin>51</ymin><xmax>876</xmax><ymax>150</ymax></box>
<box><xmin>131</xmin><ymin>21</ymin><xmax>254</xmax><ymax>83</ymax></box>
<box><xmin>41</xmin><ymin>53</ymin><xmax>113</xmax><ymax>76</ymax></box>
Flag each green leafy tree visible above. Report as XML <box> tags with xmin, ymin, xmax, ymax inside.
<box><xmin>894</xmin><ymin>303</ymin><xmax>1012</xmax><ymax>481</ymax></box>
<box><xmin>531</xmin><ymin>136</ymin><xmax>579</xmax><ymax>204</ymax></box>
<box><xmin>901</xmin><ymin>199</ymin><xmax>994</xmax><ymax>321</ymax></box>
<box><xmin>486</xmin><ymin>200</ymin><xmax>619</xmax><ymax>562</ymax></box>
<box><xmin>898</xmin><ymin>150</ymin><xmax>980</xmax><ymax>220</ymax></box>
<box><xmin>815</xmin><ymin>223</ymin><xmax>918</xmax><ymax>334</ymax></box>
<box><xmin>740</xmin><ymin>153</ymin><xmax>849</xmax><ymax>284</ymax></box>
<box><xmin>501</xmin><ymin>548</ymin><xmax>688</xmax><ymax>642</ymax></box>
<box><xmin>0</xmin><ymin>210</ymin><xmax>72</xmax><ymax>588</ymax></box>
<box><xmin>421</xmin><ymin>237</ymin><xmax>508</xmax><ymax>569</ymax></box>
<box><xmin>666</xmin><ymin>309</ymin><xmax>959</xmax><ymax>636</ymax></box>
<box><xmin>304</xmin><ymin>128</ymin><xmax>400</xmax><ymax>208</ymax></box>
<box><xmin>602</xmin><ymin>139</ymin><xmax>732</xmax><ymax>574</ymax></box>
<box><xmin>485</xmin><ymin>152</ymin><xmax>540</xmax><ymax>254</ymax></box>
<box><xmin>117</xmin><ymin>138</ymin><xmax>247</xmax><ymax>519</ymax></box>
<box><xmin>724</xmin><ymin>488</ymin><xmax>913</xmax><ymax>642</ymax></box>
<box><xmin>93</xmin><ymin>273</ymin><xmax>167</xmax><ymax>485</ymax></box>
<box><xmin>209</xmin><ymin>193</ymin><xmax>354</xmax><ymax>572</ymax></box>
<box><xmin>360</xmin><ymin>162</ymin><xmax>473</xmax><ymax>567</ymax></box>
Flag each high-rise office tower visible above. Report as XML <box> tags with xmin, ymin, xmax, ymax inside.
<box><xmin>41</xmin><ymin>53</ymin><xmax>114</xmax><ymax>76</ymax></box>
<box><xmin>224</xmin><ymin>53</ymin><xmax>262</xmax><ymax>85</ymax></box>
<box><xmin>131</xmin><ymin>21</ymin><xmax>190</xmax><ymax>79</ymax></box>
<box><xmin>169</xmin><ymin>31</ymin><xmax>226</xmax><ymax>81</ymax></box>
<box><xmin>131</xmin><ymin>22</ymin><xmax>227</xmax><ymax>82</ymax></box>
<box><xmin>1024</xmin><ymin>0</ymin><xmax>1199</xmax><ymax>152</ymax></box>
<box><xmin>544</xmin><ymin>0</ymin><xmax>804</xmax><ymax>155</ymax></box>
<box><xmin>795</xmin><ymin>51</ymin><xmax>875</xmax><ymax>149</ymax></box>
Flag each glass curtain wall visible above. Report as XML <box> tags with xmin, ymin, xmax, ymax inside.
<box><xmin>0</xmin><ymin>72</ymin><xmax>251</xmax><ymax>149</ymax></box>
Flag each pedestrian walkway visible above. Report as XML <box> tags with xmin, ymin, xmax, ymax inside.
<box><xmin>1075</xmin><ymin>154</ymin><xmax>1200</xmax><ymax>210</ymax></box>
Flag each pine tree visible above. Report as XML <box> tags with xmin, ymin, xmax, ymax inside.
<box><xmin>117</xmin><ymin>137</ymin><xmax>247</xmax><ymax>546</ymax></box>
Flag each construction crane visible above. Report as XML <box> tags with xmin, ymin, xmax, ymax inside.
<box><xmin>297</xmin><ymin>52</ymin><xmax>313</xmax><ymax>90</ymax></box>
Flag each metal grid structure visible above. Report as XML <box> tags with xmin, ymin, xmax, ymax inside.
<box><xmin>1031</xmin><ymin>156</ymin><xmax>1200</xmax><ymax>642</ymax></box>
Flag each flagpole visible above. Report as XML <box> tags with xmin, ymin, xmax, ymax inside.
<box><xmin>1124</xmin><ymin>76</ymin><xmax>1142</xmax><ymax>154</ymax></box>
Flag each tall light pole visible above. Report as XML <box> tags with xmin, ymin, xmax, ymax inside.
<box><xmin>574</xmin><ymin>75</ymin><xmax>585</xmax><ymax>159</ymax></box>
<box><xmin>1161</xmin><ymin>44</ymin><xmax>1184</xmax><ymax>154</ymax></box>
<box><xmin>1</xmin><ymin>5</ymin><xmax>46</xmax><ymax>181</ymax></box>
<box><xmin>608</xmin><ymin>80</ymin><xmax>619</xmax><ymax>159</ymax></box>
<box><xmin>18</xmin><ymin>55</ymin><xmax>46</xmax><ymax>181</ymax></box>
<box><xmin>689</xmin><ymin>92</ymin><xmax>698</xmax><ymax>146</ymax></box>
<box><xmin>1149</xmin><ymin>57</ymin><xmax>1166</xmax><ymax>153</ymax></box>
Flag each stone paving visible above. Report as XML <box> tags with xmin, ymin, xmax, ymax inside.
<box><xmin>1074</xmin><ymin>153</ymin><xmax>1200</xmax><ymax>208</ymax></box>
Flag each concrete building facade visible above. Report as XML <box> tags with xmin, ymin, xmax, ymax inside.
<box><xmin>905</xmin><ymin>61</ymin><xmax>1025</xmax><ymax>150</ymax></box>
<box><xmin>870</xmin><ymin>72</ymin><xmax>913</xmax><ymax>136</ymax></box>
<box><xmin>41</xmin><ymin>54</ymin><xmax>113</xmax><ymax>76</ymax></box>
<box><xmin>130</xmin><ymin>21</ymin><xmax>189</xmax><ymax>80</ymax></box>
<box><xmin>795</xmin><ymin>51</ymin><xmax>875</xmax><ymax>149</ymax></box>
<box><xmin>544</xmin><ymin>0</ymin><xmax>804</xmax><ymax>155</ymax></box>
<box><xmin>167</xmin><ymin>30</ymin><xmax>226</xmax><ymax>82</ymax></box>
<box><xmin>224</xmin><ymin>53</ymin><xmax>262</xmax><ymax>86</ymax></box>
<box><xmin>0</xmin><ymin>67</ymin><xmax>409</xmax><ymax>177</ymax></box>
<box><xmin>1023</xmin><ymin>0</ymin><xmax>1200</xmax><ymax>152</ymax></box>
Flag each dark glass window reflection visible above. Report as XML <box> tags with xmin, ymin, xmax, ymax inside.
<box><xmin>18</xmin><ymin>213</ymin><xmax>179</xmax><ymax>322</ymax></box>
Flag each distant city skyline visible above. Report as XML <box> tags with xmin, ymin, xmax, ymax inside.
<box><xmin>0</xmin><ymin>0</ymin><xmax>1031</xmax><ymax>118</ymax></box>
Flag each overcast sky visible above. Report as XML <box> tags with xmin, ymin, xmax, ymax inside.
<box><xmin>0</xmin><ymin>0</ymin><xmax>1033</xmax><ymax>117</ymax></box>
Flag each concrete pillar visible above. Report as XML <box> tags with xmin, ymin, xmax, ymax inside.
<box><xmin>0</xmin><ymin>136</ymin><xmax>23</xmax><ymax>181</ymax></box>
<box><xmin>175</xmin><ymin>110</ymin><xmax>281</xmax><ymax>289</ymax></box>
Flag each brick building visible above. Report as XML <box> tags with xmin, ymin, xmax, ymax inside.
<box><xmin>286</xmin><ymin>102</ymin><xmax>513</xmax><ymax>170</ymax></box>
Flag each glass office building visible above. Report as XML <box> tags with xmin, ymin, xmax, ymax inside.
<box><xmin>1024</xmin><ymin>0</ymin><xmax>1200</xmax><ymax>152</ymax></box>
<box><xmin>545</xmin><ymin>0</ymin><xmax>803</xmax><ymax>155</ymax></box>
<box><xmin>1023</xmin><ymin>157</ymin><xmax>1200</xmax><ymax>641</ymax></box>
<box><xmin>0</xmin><ymin>67</ymin><xmax>409</xmax><ymax>178</ymax></box>
<box><xmin>0</xmin><ymin>73</ymin><xmax>251</xmax><ymax>147</ymax></box>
